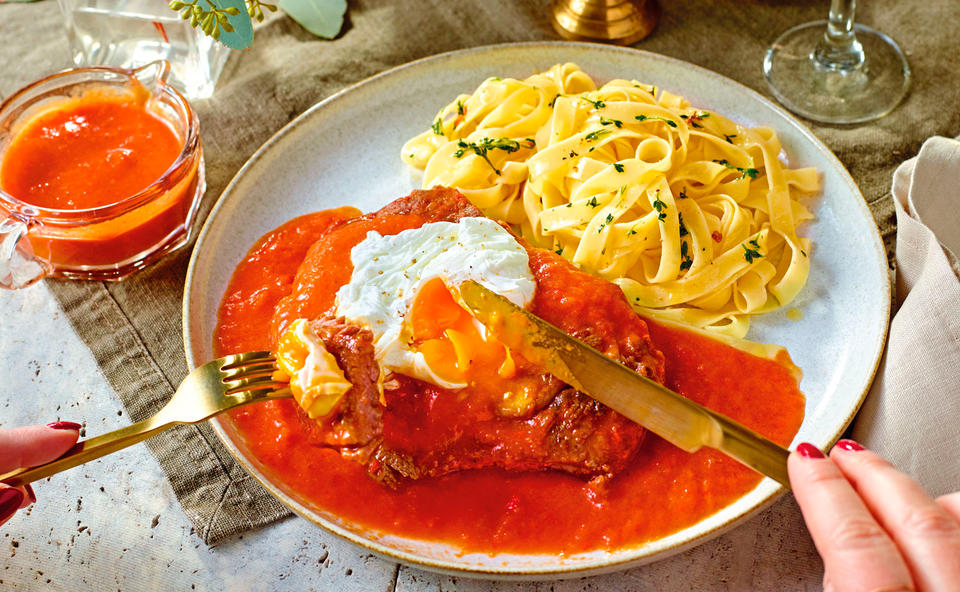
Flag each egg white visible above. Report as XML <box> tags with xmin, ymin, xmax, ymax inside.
<box><xmin>334</xmin><ymin>217</ymin><xmax>536</xmax><ymax>389</ymax></box>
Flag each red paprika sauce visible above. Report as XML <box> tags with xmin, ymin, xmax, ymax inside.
<box><xmin>0</xmin><ymin>84</ymin><xmax>200</xmax><ymax>270</ymax></box>
<box><xmin>215</xmin><ymin>210</ymin><xmax>805</xmax><ymax>554</ymax></box>
<box><xmin>1</xmin><ymin>87</ymin><xmax>181</xmax><ymax>209</ymax></box>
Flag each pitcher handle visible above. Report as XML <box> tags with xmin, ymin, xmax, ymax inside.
<box><xmin>0</xmin><ymin>214</ymin><xmax>52</xmax><ymax>289</ymax></box>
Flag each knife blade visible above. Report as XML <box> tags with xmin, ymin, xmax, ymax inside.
<box><xmin>457</xmin><ymin>279</ymin><xmax>792</xmax><ymax>488</ymax></box>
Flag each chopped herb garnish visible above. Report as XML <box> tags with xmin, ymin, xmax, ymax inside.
<box><xmin>635</xmin><ymin>114</ymin><xmax>677</xmax><ymax>128</ymax></box>
<box><xmin>613</xmin><ymin>162</ymin><xmax>625</xmax><ymax>173</ymax></box>
<box><xmin>555</xmin><ymin>247</ymin><xmax>564</xmax><ymax>256</ymax></box>
<box><xmin>453</xmin><ymin>100</ymin><xmax>467</xmax><ymax>128</ymax></box>
<box><xmin>714</xmin><ymin>159</ymin><xmax>759</xmax><ymax>180</ymax></box>
<box><xmin>678</xmin><ymin>188</ymin><xmax>689</xmax><ymax>199</ymax></box>
<box><xmin>680</xmin><ymin>241</ymin><xmax>693</xmax><ymax>270</ymax></box>
<box><xmin>600</xmin><ymin>116</ymin><xmax>623</xmax><ymax>129</ymax></box>
<box><xmin>678</xmin><ymin>213</ymin><xmax>688</xmax><ymax>236</ymax></box>
<box><xmin>742</xmin><ymin>242</ymin><xmax>763</xmax><ymax>263</ymax></box>
<box><xmin>452</xmin><ymin>137</ymin><xmax>535</xmax><ymax>175</ymax></box>
<box><xmin>652</xmin><ymin>194</ymin><xmax>667</xmax><ymax>221</ymax></box>
<box><xmin>680</xmin><ymin>112</ymin><xmax>710</xmax><ymax>129</ymax></box>
<box><xmin>431</xmin><ymin>117</ymin><xmax>444</xmax><ymax>136</ymax></box>
<box><xmin>724</xmin><ymin>133</ymin><xmax>737</xmax><ymax>144</ymax></box>
<box><xmin>565</xmin><ymin>202</ymin><xmax>573</xmax><ymax>208</ymax></box>
<box><xmin>801</xmin><ymin>249</ymin><xmax>808</xmax><ymax>257</ymax></box>
<box><xmin>598</xmin><ymin>213</ymin><xmax>615</xmax><ymax>233</ymax></box>
<box><xmin>584</xmin><ymin>129</ymin><xmax>612</xmax><ymax>142</ymax></box>
<box><xmin>628</xmin><ymin>228</ymin><xmax>638</xmax><ymax>236</ymax></box>
<box><xmin>587</xmin><ymin>197</ymin><xmax>599</xmax><ymax>207</ymax></box>
<box><xmin>580</xmin><ymin>96</ymin><xmax>605</xmax><ymax>109</ymax></box>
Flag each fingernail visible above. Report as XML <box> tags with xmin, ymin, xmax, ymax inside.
<box><xmin>24</xmin><ymin>484</ymin><xmax>36</xmax><ymax>504</ymax></box>
<box><xmin>796</xmin><ymin>442</ymin><xmax>825</xmax><ymax>459</ymax></box>
<box><xmin>46</xmin><ymin>421</ymin><xmax>82</xmax><ymax>431</ymax></box>
<box><xmin>0</xmin><ymin>489</ymin><xmax>25</xmax><ymax>522</ymax></box>
<box><xmin>836</xmin><ymin>439</ymin><xmax>866</xmax><ymax>452</ymax></box>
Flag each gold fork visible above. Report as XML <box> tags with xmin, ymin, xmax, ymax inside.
<box><xmin>0</xmin><ymin>351</ymin><xmax>292</xmax><ymax>488</ymax></box>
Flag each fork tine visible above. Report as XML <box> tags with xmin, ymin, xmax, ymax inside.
<box><xmin>222</xmin><ymin>362</ymin><xmax>278</xmax><ymax>381</ymax></box>
<box><xmin>220</xmin><ymin>350</ymin><xmax>275</xmax><ymax>370</ymax></box>
<box><xmin>224</xmin><ymin>375</ymin><xmax>287</xmax><ymax>395</ymax></box>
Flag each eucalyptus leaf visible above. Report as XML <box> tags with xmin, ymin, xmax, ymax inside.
<box><xmin>208</xmin><ymin>0</ymin><xmax>254</xmax><ymax>50</ymax></box>
<box><xmin>278</xmin><ymin>0</ymin><xmax>346</xmax><ymax>39</ymax></box>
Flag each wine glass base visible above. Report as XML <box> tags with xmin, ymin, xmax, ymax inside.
<box><xmin>764</xmin><ymin>21</ymin><xmax>911</xmax><ymax>124</ymax></box>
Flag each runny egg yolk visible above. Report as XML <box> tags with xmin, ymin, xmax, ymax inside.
<box><xmin>274</xmin><ymin>319</ymin><xmax>352</xmax><ymax>419</ymax></box>
<box><xmin>407</xmin><ymin>277</ymin><xmax>515</xmax><ymax>386</ymax></box>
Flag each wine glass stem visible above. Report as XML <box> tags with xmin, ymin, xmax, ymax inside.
<box><xmin>813</xmin><ymin>0</ymin><xmax>864</xmax><ymax>72</ymax></box>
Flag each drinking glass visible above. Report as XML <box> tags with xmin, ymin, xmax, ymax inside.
<box><xmin>763</xmin><ymin>0</ymin><xmax>910</xmax><ymax>124</ymax></box>
<box><xmin>56</xmin><ymin>0</ymin><xmax>230</xmax><ymax>99</ymax></box>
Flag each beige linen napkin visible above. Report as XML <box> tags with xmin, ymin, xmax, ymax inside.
<box><xmin>852</xmin><ymin>136</ymin><xmax>960</xmax><ymax>497</ymax></box>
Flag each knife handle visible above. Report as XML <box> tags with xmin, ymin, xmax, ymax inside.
<box><xmin>712</xmin><ymin>414</ymin><xmax>792</xmax><ymax>489</ymax></box>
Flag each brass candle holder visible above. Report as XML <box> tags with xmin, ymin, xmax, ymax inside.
<box><xmin>550</xmin><ymin>0</ymin><xmax>661</xmax><ymax>46</ymax></box>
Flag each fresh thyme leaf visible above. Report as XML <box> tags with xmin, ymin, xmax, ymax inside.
<box><xmin>600</xmin><ymin>117</ymin><xmax>623</xmax><ymax>128</ymax></box>
<box><xmin>680</xmin><ymin>241</ymin><xmax>693</xmax><ymax>270</ymax></box>
<box><xmin>598</xmin><ymin>212</ymin><xmax>615</xmax><ymax>233</ymax></box>
<box><xmin>652</xmin><ymin>195</ymin><xmax>668</xmax><ymax>221</ymax></box>
<box><xmin>431</xmin><ymin>117</ymin><xmax>444</xmax><ymax>136</ymax></box>
<box><xmin>724</xmin><ymin>133</ymin><xmax>737</xmax><ymax>144</ymax></box>
<box><xmin>580</xmin><ymin>96</ymin><xmax>605</xmax><ymax>109</ymax></box>
<box><xmin>634</xmin><ymin>114</ymin><xmax>677</xmax><ymax>128</ymax></box>
<box><xmin>678</xmin><ymin>213</ymin><xmax>688</xmax><ymax>236</ymax></box>
<box><xmin>587</xmin><ymin>197</ymin><xmax>599</xmax><ymax>207</ymax></box>
<box><xmin>584</xmin><ymin>129</ymin><xmax>612</xmax><ymax>142</ymax></box>
<box><xmin>714</xmin><ymin>159</ymin><xmax>759</xmax><ymax>180</ymax></box>
<box><xmin>456</xmin><ymin>100</ymin><xmax>465</xmax><ymax>115</ymax></box>
<box><xmin>452</xmin><ymin>137</ymin><xmax>530</xmax><ymax>175</ymax></box>
<box><xmin>613</xmin><ymin>162</ymin><xmax>625</xmax><ymax>173</ymax></box>
<box><xmin>742</xmin><ymin>243</ymin><xmax>763</xmax><ymax>263</ymax></box>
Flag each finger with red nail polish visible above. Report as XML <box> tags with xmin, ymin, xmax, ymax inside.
<box><xmin>829</xmin><ymin>442</ymin><xmax>960</xmax><ymax>591</ymax></box>
<box><xmin>834</xmin><ymin>439</ymin><xmax>865</xmax><ymax>452</ymax></box>
<box><xmin>788</xmin><ymin>444</ymin><xmax>914</xmax><ymax>592</ymax></box>
<box><xmin>0</xmin><ymin>488</ymin><xmax>25</xmax><ymax>526</ymax></box>
<box><xmin>46</xmin><ymin>421</ymin><xmax>82</xmax><ymax>431</ymax></box>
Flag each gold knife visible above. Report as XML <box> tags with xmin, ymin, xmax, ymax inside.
<box><xmin>457</xmin><ymin>280</ymin><xmax>793</xmax><ymax>489</ymax></box>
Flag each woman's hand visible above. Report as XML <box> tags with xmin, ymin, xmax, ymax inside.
<box><xmin>0</xmin><ymin>422</ymin><xmax>82</xmax><ymax>527</ymax></box>
<box><xmin>790</xmin><ymin>440</ymin><xmax>960</xmax><ymax>592</ymax></box>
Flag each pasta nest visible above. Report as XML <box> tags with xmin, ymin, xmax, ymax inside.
<box><xmin>402</xmin><ymin>63</ymin><xmax>817</xmax><ymax>337</ymax></box>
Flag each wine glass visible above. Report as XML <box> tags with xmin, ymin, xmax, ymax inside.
<box><xmin>763</xmin><ymin>0</ymin><xmax>910</xmax><ymax>124</ymax></box>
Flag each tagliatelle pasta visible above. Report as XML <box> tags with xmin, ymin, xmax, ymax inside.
<box><xmin>401</xmin><ymin>63</ymin><xmax>817</xmax><ymax>337</ymax></box>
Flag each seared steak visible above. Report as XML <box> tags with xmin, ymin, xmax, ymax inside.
<box><xmin>286</xmin><ymin>187</ymin><xmax>666</xmax><ymax>486</ymax></box>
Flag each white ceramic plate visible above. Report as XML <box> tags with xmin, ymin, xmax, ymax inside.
<box><xmin>183</xmin><ymin>42</ymin><xmax>890</xmax><ymax>578</ymax></box>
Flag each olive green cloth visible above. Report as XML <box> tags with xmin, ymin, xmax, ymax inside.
<box><xmin>2</xmin><ymin>0</ymin><xmax>958</xmax><ymax>544</ymax></box>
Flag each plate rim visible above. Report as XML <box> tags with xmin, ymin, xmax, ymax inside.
<box><xmin>182</xmin><ymin>40</ymin><xmax>891</xmax><ymax>577</ymax></box>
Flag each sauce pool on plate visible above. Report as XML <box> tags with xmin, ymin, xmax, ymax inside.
<box><xmin>215</xmin><ymin>209</ymin><xmax>805</xmax><ymax>554</ymax></box>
